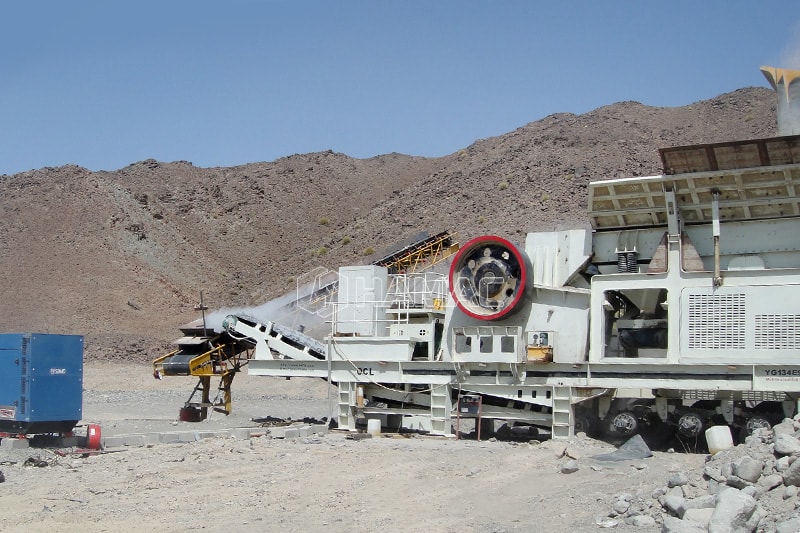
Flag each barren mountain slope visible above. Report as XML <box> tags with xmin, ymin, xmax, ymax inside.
<box><xmin>0</xmin><ymin>87</ymin><xmax>776</xmax><ymax>360</ymax></box>
<box><xmin>344</xmin><ymin>87</ymin><xmax>776</xmax><ymax>251</ymax></box>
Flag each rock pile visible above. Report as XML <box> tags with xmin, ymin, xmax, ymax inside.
<box><xmin>603</xmin><ymin>418</ymin><xmax>800</xmax><ymax>531</ymax></box>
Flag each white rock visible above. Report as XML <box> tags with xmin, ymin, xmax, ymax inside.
<box><xmin>612</xmin><ymin>499</ymin><xmax>630</xmax><ymax>515</ymax></box>
<box><xmin>773</xmin><ymin>420</ymin><xmax>795</xmax><ymax>436</ymax></box>
<box><xmin>668</xmin><ymin>471</ymin><xmax>690</xmax><ymax>488</ymax></box>
<box><xmin>662</xmin><ymin>494</ymin><xmax>686</xmax><ymax>517</ymax></box>
<box><xmin>759</xmin><ymin>473</ymin><xmax>783</xmax><ymax>491</ymax></box>
<box><xmin>740</xmin><ymin>485</ymin><xmax>762</xmax><ymax>500</ymax></box>
<box><xmin>776</xmin><ymin>516</ymin><xmax>800</xmax><ymax>533</ymax></box>
<box><xmin>783</xmin><ymin>459</ymin><xmax>800</xmax><ymax>487</ymax></box>
<box><xmin>625</xmin><ymin>514</ymin><xmax>655</xmax><ymax>527</ymax></box>
<box><xmin>560</xmin><ymin>459</ymin><xmax>579</xmax><ymax>474</ymax></box>
<box><xmin>661</xmin><ymin>515</ymin><xmax>706</xmax><ymax>533</ymax></box>
<box><xmin>774</xmin><ymin>433</ymin><xmax>800</xmax><ymax>456</ymax></box>
<box><xmin>683</xmin><ymin>507</ymin><xmax>714</xmax><ymax>527</ymax></box>
<box><xmin>708</xmin><ymin>488</ymin><xmax>757</xmax><ymax>532</ymax></box>
<box><xmin>777</xmin><ymin>456</ymin><xmax>792</xmax><ymax>472</ymax></box>
<box><xmin>595</xmin><ymin>518</ymin><xmax>618</xmax><ymax>528</ymax></box>
<box><xmin>733</xmin><ymin>456</ymin><xmax>764</xmax><ymax>483</ymax></box>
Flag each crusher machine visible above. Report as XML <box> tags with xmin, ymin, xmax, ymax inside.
<box><xmin>157</xmin><ymin>66</ymin><xmax>800</xmax><ymax>443</ymax></box>
<box><xmin>234</xmin><ymin>131</ymin><xmax>800</xmax><ymax>443</ymax></box>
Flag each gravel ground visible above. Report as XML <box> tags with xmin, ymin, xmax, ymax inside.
<box><xmin>0</xmin><ymin>361</ymin><xmax>715</xmax><ymax>533</ymax></box>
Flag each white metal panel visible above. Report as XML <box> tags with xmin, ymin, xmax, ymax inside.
<box><xmin>451</xmin><ymin>325</ymin><xmax>523</xmax><ymax>363</ymax></box>
<box><xmin>754</xmin><ymin>365</ymin><xmax>800</xmax><ymax>391</ymax></box>
<box><xmin>680</xmin><ymin>284</ymin><xmax>800</xmax><ymax>361</ymax></box>
<box><xmin>328</xmin><ymin>336</ymin><xmax>413</xmax><ymax>362</ymax></box>
<box><xmin>526</xmin><ymin>288</ymin><xmax>590</xmax><ymax>364</ymax></box>
<box><xmin>336</xmin><ymin>265</ymin><xmax>388</xmax><ymax>336</ymax></box>
<box><xmin>589</xmin><ymin>165</ymin><xmax>800</xmax><ymax>230</ymax></box>
<box><xmin>525</xmin><ymin>229</ymin><xmax>592</xmax><ymax>288</ymax></box>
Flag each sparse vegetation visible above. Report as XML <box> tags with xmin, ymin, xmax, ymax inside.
<box><xmin>498</xmin><ymin>181</ymin><xmax>509</xmax><ymax>190</ymax></box>
<box><xmin>318</xmin><ymin>216</ymin><xmax>330</xmax><ymax>225</ymax></box>
<box><xmin>363</xmin><ymin>247</ymin><xmax>375</xmax><ymax>256</ymax></box>
<box><xmin>315</xmin><ymin>246</ymin><xmax>328</xmax><ymax>256</ymax></box>
<box><xmin>342</xmin><ymin>236</ymin><xmax>351</xmax><ymax>245</ymax></box>
<box><xmin>126</xmin><ymin>222</ymin><xmax>146</xmax><ymax>240</ymax></box>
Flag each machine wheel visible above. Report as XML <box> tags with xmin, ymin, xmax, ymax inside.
<box><xmin>574</xmin><ymin>409</ymin><xmax>600</xmax><ymax>437</ymax></box>
<box><xmin>676</xmin><ymin>412</ymin><xmax>704</xmax><ymax>439</ymax></box>
<box><xmin>607</xmin><ymin>411</ymin><xmax>639</xmax><ymax>437</ymax></box>
<box><xmin>740</xmin><ymin>415</ymin><xmax>772</xmax><ymax>441</ymax></box>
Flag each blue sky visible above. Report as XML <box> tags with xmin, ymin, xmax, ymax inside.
<box><xmin>2</xmin><ymin>1</ymin><xmax>799</xmax><ymax>175</ymax></box>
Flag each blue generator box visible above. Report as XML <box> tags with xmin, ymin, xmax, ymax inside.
<box><xmin>0</xmin><ymin>333</ymin><xmax>84</xmax><ymax>434</ymax></box>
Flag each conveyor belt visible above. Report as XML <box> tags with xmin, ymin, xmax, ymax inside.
<box><xmin>373</xmin><ymin>230</ymin><xmax>458</xmax><ymax>274</ymax></box>
<box><xmin>272</xmin><ymin>323</ymin><xmax>327</xmax><ymax>360</ymax></box>
<box><xmin>159</xmin><ymin>353</ymin><xmax>196</xmax><ymax>376</ymax></box>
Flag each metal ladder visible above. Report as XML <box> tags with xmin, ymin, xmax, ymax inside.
<box><xmin>551</xmin><ymin>386</ymin><xmax>574</xmax><ymax>440</ymax></box>
<box><xmin>429</xmin><ymin>384</ymin><xmax>452</xmax><ymax>435</ymax></box>
<box><xmin>337</xmin><ymin>382</ymin><xmax>357</xmax><ymax>430</ymax></box>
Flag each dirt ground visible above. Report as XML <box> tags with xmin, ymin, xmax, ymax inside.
<box><xmin>0</xmin><ymin>361</ymin><xmax>707</xmax><ymax>532</ymax></box>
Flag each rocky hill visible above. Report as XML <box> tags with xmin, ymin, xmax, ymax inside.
<box><xmin>0</xmin><ymin>87</ymin><xmax>777</xmax><ymax>361</ymax></box>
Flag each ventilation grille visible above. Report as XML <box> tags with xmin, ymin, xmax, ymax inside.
<box><xmin>755</xmin><ymin>314</ymin><xmax>800</xmax><ymax>350</ymax></box>
<box><xmin>20</xmin><ymin>356</ymin><xmax>28</xmax><ymax>414</ymax></box>
<box><xmin>688</xmin><ymin>293</ymin><xmax>746</xmax><ymax>349</ymax></box>
<box><xmin>680</xmin><ymin>389</ymin><xmax>787</xmax><ymax>402</ymax></box>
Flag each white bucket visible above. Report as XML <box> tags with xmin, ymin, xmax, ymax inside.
<box><xmin>705</xmin><ymin>425</ymin><xmax>734</xmax><ymax>454</ymax></box>
<box><xmin>367</xmin><ymin>418</ymin><xmax>381</xmax><ymax>436</ymax></box>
